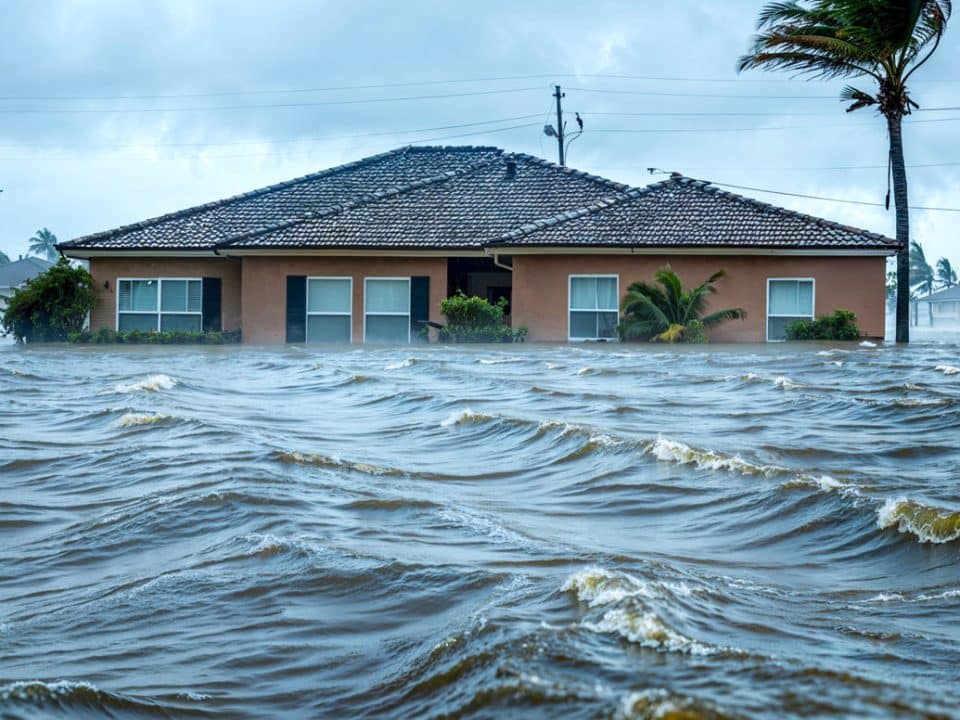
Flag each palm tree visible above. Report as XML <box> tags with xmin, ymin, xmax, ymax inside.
<box><xmin>618</xmin><ymin>267</ymin><xmax>746</xmax><ymax>343</ymax></box>
<box><xmin>909</xmin><ymin>239</ymin><xmax>935</xmax><ymax>296</ymax></box>
<box><xmin>28</xmin><ymin>228</ymin><xmax>59</xmax><ymax>262</ymax></box>
<box><xmin>937</xmin><ymin>257</ymin><xmax>957</xmax><ymax>287</ymax></box>
<box><xmin>738</xmin><ymin>1</ymin><xmax>951</xmax><ymax>344</ymax></box>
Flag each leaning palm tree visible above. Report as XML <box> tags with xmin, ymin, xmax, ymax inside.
<box><xmin>909</xmin><ymin>239</ymin><xmax>935</xmax><ymax>296</ymax></box>
<box><xmin>28</xmin><ymin>228</ymin><xmax>59</xmax><ymax>262</ymax></box>
<box><xmin>618</xmin><ymin>267</ymin><xmax>746</xmax><ymax>343</ymax></box>
<box><xmin>738</xmin><ymin>0</ymin><xmax>951</xmax><ymax>344</ymax></box>
<box><xmin>936</xmin><ymin>257</ymin><xmax>957</xmax><ymax>288</ymax></box>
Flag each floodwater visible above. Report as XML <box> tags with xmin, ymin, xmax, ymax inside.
<box><xmin>1</xmin><ymin>341</ymin><xmax>959</xmax><ymax>719</ymax></box>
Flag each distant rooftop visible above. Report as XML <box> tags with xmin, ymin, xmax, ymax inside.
<box><xmin>915</xmin><ymin>285</ymin><xmax>960</xmax><ymax>302</ymax></box>
<box><xmin>0</xmin><ymin>256</ymin><xmax>55</xmax><ymax>289</ymax></box>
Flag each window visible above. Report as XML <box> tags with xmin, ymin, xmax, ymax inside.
<box><xmin>117</xmin><ymin>278</ymin><xmax>202</xmax><ymax>332</ymax></box>
<box><xmin>306</xmin><ymin>277</ymin><xmax>352</xmax><ymax>343</ymax></box>
<box><xmin>569</xmin><ymin>275</ymin><xmax>619</xmax><ymax>341</ymax></box>
<box><xmin>365</xmin><ymin>278</ymin><xmax>410</xmax><ymax>343</ymax></box>
<box><xmin>767</xmin><ymin>279</ymin><xmax>814</xmax><ymax>341</ymax></box>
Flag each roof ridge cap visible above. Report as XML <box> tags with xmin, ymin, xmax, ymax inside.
<box><xmin>217</xmin><ymin>157</ymin><xmax>499</xmax><ymax>248</ymax></box>
<box><xmin>61</xmin><ymin>145</ymin><xmax>420</xmax><ymax>248</ymax></box>
<box><xmin>490</xmin><ymin>189</ymin><xmax>640</xmax><ymax>244</ymax></box>
<box><xmin>505</xmin><ymin>152</ymin><xmax>630</xmax><ymax>193</ymax></box>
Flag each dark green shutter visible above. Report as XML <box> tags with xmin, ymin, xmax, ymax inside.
<box><xmin>201</xmin><ymin>277</ymin><xmax>222</xmax><ymax>332</ymax></box>
<box><xmin>410</xmin><ymin>276</ymin><xmax>430</xmax><ymax>343</ymax></box>
<box><xmin>286</xmin><ymin>276</ymin><xmax>307</xmax><ymax>343</ymax></box>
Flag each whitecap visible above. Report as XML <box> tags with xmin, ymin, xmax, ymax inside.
<box><xmin>935</xmin><ymin>364</ymin><xmax>960</xmax><ymax>376</ymax></box>
<box><xmin>876</xmin><ymin>497</ymin><xmax>960</xmax><ymax>544</ymax></box>
<box><xmin>115</xmin><ymin>412</ymin><xmax>174</xmax><ymax>427</ymax></box>
<box><xmin>109</xmin><ymin>374</ymin><xmax>177</xmax><ymax>394</ymax></box>
<box><xmin>437</xmin><ymin>507</ymin><xmax>529</xmax><ymax>546</ymax></box>
<box><xmin>576</xmin><ymin>366</ymin><xmax>593</xmax><ymax>376</ymax></box>
<box><xmin>563</xmin><ymin>566</ymin><xmax>653</xmax><ymax>607</ymax></box>
<box><xmin>773</xmin><ymin>376</ymin><xmax>803</xmax><ymax>390</ymax></box>
<box><xmin>643</xmin><ymin>435</ymin><xmax>780</xmax><ymax>477</ymax></box>
<box><xmin>816</xmin><ymin>350</ymin><xmax>835</xmax><ymax>357</ymax></box>
<box><xmin>440</xmin><ymin>407</ymin><xmax>495</xmax><ymax>428</ymax></box>
<box><xmin>384</xmin><ymin>357</ymin><xmax>415</xmax><ymax>370</ymax></box>
<box><xmin>585</xmin><ymin>607</ymin><xmax>718</xmax><ymax>656</ymax></box>
<box><xmin>477</xmin><ymin>357</ymin><xmax>520</xmax><ymax>365</ymax></box>
<box><xmin>860</xmin><ymin>340</ymin><xmax>878</xmax><ymax>348</ymax></box>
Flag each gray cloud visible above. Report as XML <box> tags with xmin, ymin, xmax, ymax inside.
<box><xmin>1</xmin><ymin>0</ymin><xmax>957</xmax><ymax>265</ymax></box>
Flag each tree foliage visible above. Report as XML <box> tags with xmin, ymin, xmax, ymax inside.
<box><xmin>1</xmin><ymin>259</ymin><xmax>97</xmax><ymax>342</ymax></box>
<box><xmin>936</xmin><ymin>257</ymin><xmax>957</xmax><ymax>288</ymax></box>
<box><xmin>738</xmin><ymin>0</ymin><xmax>951</xmax><ymax>343</ymax></box>
<box><xmin>28</xmin><ymin>228</ymin><xmax>60</xmax><ymax>262</ymax></box>
<box><xmin>909</xmin><ymin>239</ymin><xmax>935</xmax><ymax>296</ymax></box>
<box><xmin>617</xmin><ymin>267</ymin><xmax>746</xmax><ymax>343</ymax></box>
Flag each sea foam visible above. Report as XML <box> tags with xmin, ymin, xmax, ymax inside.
<box><xmin>440</xmin><ymin>408</ymin><xmax>495</xmax><ymax>428</ymax></box>
<box><xmin>110</xmin><ymin>374</ymin><xmax>177</xmax><ymax>394</ymax></box>
<box><xmin>877</xmin><ymin>497</ymin><xmax>960</xmax><ymax>544</ymax></box>
<box><xmin>935</xmin><ymin>364</ymin><xmax>960</xmax><ymax>376</ymax></box>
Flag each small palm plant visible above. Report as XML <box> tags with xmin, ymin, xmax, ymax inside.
<box><xmin>618</xmin><ymin>267</ymin><xmax>746</xmax><ymax>343</ymax></box>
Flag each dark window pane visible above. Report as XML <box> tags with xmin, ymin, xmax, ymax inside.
<box><xmin>570</xmin><ymin>311</ymin><xmax>597</xmax><ymax>339</ymax></box>
<box><xmin>118</xmin><ymin>313</ymin><xmax>157</xmax><ymax>332</ymax></box>
<box><xmin>366</xmin><ymin>315</ymin><xmax>409</xmax><ymax>343</ymax></box>
<box><xmin>307</xmin><ymin>315</ymin><xmax>351</xmax><ymax>343</ymax></box>
<box><xmin>160</xmin><ymin>314</ymin><xmax>202</xmax><ymax>332</ymax></box>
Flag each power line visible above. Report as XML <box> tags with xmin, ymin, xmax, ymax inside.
<box><xmin>708</xmin><ymin>180</ymin><xmax>960</xmax><ymax>212</ymax></box>
<box><xmin>0</xmin><ymin>86</ymin><xmax>544</xmax><ymax>114</ymax></box>
<box><xmin>566</xmin><ymin>86</ymin><xmax>839</xmax><ymax>100</ymax></box>
<box><xmin>0</xmin><ymin>113</ymin><xmax>545</xmax><ymax>150</ymax></box>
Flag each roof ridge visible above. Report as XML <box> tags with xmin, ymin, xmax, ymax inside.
<box><xmin>217</xmin><ymin>156</ymin><xmax>501</xmax><ymax>249</ymax></box>
<box><xmin>60</xmin><ymin>145</ymin><xmax>505</xmax><ymax>249</ymax></box>
<box><xmin>492</xmin><ymin>189</ymin><xmax>643</xmax><ymax>244</ymax></box>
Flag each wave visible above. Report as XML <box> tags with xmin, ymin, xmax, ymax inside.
<box><xmin>642</xmin><ymin>435</ymin><xmax>781</xmax><ymax>477</ymax></box>
<box><xmin>876</xmin><ymin>497</ymin><xmax>960</xmax><ymax>544</ymax></box>
<box><xmin>477</xmin><ymin>357</ymin><xmax>521</xmax><ymax>365</ymax></box>
<box><xmin>273</xmin><ymin>450</ymin><xmax>402</xmax><ymax>476</ymax></box>
<box><xmin>564</xmin><ymin>567</ymin><xmax>728</xmax><ymax>657</ymax></box>
<box><xmin>773</xmin><ymin>376</ymin><xmax>804</xmax><ymax>390</ymax></box>
<box><xmin>619</xmin><ymin>688</ymin><xmax>733</xmax><ymax>720</ymax></box>
<box><xmin>0</xmin><ymin>680</ymin><xmax>168</xmax><ymax>715</ymax></box>
<box><xmin>440</xmin><ymin>408</ymin><xmax>496</xmax><ymax>428</ymax></box>
<box><xmin>115</xmin><ymin>412</ymin><xmax>177</xmax><ymax>427</ymax></box>
<box><xmin>109</xmin><ymin>374</ymin><xmax>177</xmax><ymax>394</ymax></box>
<box><xmin>860</xmin><ymin>341</ymin><xmax>878</xmax><ymax>348</ymax></box>
<box><xmin>385</xmin><ymin>357</ymin><xmax>416</xmax><ymax>370</ymax></box>
<box><xmin>935</xmin><ymin>364</ymin><xmax>960</xmax><ymax>376</ymax></box>
<box><xmin>779</xmin><ymin>474</ymin><xmax>862</xmax><ymax>497</ymax></box>
<box><xmin>862</xmin><ymin>588</ymin><xmax>960</xmax><ymax>604</ymax></box>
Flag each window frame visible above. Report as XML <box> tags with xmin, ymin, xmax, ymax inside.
<box><xmin>305</xmin><ymin>276</ymin><xmax>353</xmax><ymax>343</ymax></box>
<box><xmin>116</xmin><ymin>277</ymin><xmax>203</xmax><ymax>332</ymax></box>
<box><xmin>766</xmin><ymin>277</ymin><xmax>816</xmax><ymax>342</ymax></box>
<box><xmin>568</xmin><ymin>274</ymin><xmax>620</xmax><ymax>342</ymax></box>
<box><xmin>363</xmin><ymin>276</ymin><xmax>411</xmax><ymax>344</ymax></box>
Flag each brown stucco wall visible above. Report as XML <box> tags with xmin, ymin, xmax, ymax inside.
<box><xmin>511</xmin><ymin>254</ymin><xmax>887</xmax><ymax>342</ymax></box>
<box><xmin>240</xmin><ymin>255</ymin><xmax>448</xmax><ymax>344</ymax></box>
<box><xmin>87</xmin><ymin>257</ymin><xmax>243</xmax><ymax>332</ymax></box>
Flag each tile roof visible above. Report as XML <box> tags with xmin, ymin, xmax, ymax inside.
<box><xmin>60</xmin><ymin>147</ymin><xmax>897</xmax><ymax>254</ymax></box>
<box><xmin>0</xmin><ymin>257</ymin><xmax>55</xmax><ymax>288</ymax></box>
<box><xmin>220</xmin><ymin>153</ymin><xmax>627</xmax><ymax>250</ymax></box>
<box><xmin>491</xmin><ymin>175</ymin><xmax>899</xmax><ymax>251</ymax></box>
<box><xmin>60</xmin><ymin>146</ymin><xmax>505</xmax><ymax>251</ymax></box>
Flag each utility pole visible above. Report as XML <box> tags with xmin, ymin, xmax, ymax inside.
<box><xmin>553</xmin><ymin>85</ymin><xmax>566</xmax><ymax>166</ymax></box>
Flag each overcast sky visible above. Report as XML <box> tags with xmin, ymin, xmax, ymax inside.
<box><xmin>1</xmin><ymin>0</ymin><xmax>957</xmax><ymax>268</ymax></box>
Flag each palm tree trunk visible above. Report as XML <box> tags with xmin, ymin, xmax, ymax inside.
<box><xmin>889</xmin><ymin>114</ymin><xmax>910</xmax><ymax>343</ymax></box>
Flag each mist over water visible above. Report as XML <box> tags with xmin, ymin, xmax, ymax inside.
<box><xmin>1</xmin><ymin>341</ymin><xmax>959</xmax><ymax>719</ymax></box>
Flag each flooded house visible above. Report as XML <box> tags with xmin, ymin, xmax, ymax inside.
<box><xmin>911</xmin><ymin>285</ymin><xmax>960</xmax><ymax>328</ymax></box>
<box><xmin>58</xmin><ymin>146</ymin><xmax>898</xmax><ymax>343</ymax></box>
<box><xmin>0</xmin><ymin>256</ymin><xmax>55</xmax><ymax>315</ymax></box>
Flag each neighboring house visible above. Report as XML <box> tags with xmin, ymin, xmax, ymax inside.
<box><xmin>0</xmin><ymin>256</ymin><xmax>55</xmax><ymax>315</ymax></box>
<box><xmin>58</xmin><ymin>146</ymin><xmax>898</xmax><ymax>344</ymax></box>
<box><xmin>911</xmin><ymin>285</ymin><xmax>960</xmax><ymax>327</ymax></box>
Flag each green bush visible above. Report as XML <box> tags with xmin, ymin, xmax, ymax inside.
<box><xmin>438</xmin><ymin>291</ymin><xmax>526</xmax><ymax>343</ymax></box>
<box><xmin>2</xmin><ymin>259</ymin><xmax>97</xmax><ymax>342</ymax></box>
<box><xmin>68</xmin><ymin>329</ymin><xmax>240</xmax><ymax>345</ymax></box>
<box><xmin>785</xmin><ymin>309</ymin><xmax>861</xmax><ymax>341</ymax></box>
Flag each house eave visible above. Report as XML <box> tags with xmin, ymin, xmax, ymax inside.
<box><xmin>486</xmin><ymin>245</ymin><xmax>897</xmax><ymax>257</ymax></box>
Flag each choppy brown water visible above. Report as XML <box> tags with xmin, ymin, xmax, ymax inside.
<box><xmin>1</xmin><ymin>341</ymin><xmax>959</xmax><ymax>719</ymax></box>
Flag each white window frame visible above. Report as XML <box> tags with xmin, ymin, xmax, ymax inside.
<box><xmin>766</xmin><ymin>277</ymin><xmax>816</xmax><ymax>342</ymax></box>
<box><xmin>363</xmin><ymin>277</ymin><xmax>411</xmax><ymax>344</ymax></box>
<box><xmin>306</xmin><ymin>276</ymin><xmax>353</xmax><ymax>343</ymax></box>
<box><xmin>568</xmin><ymin>274</ymin><xmax>620</xmax><ymax>342</ymax></box>
<box><xmin>116</xmin><ymin>277</ymin><xmax>203</xmax><ymax>332</ymax></box>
